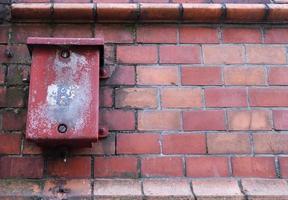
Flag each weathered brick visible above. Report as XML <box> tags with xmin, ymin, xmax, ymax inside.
<box><xmin>228</xmin><ymin>110</ymin><xmax>272</xmax><ymax>130</ymax></box>
<box><xmin>181</xmin><ymin>67</ymin><xmax>222</xmax><ymax>86</ymax></box>
<box><xmin>43</xmin><ymin>179</ymin><xmax>91</xmax><ymax>199</ymax></box>
<box><xmin>0</xmin><ymin>180</ymin><xmax>41</xmax><ymax>197</ymax></box>
<box><xmin>137</xmin><ymin>25</ymin><xmax>177</xmax><ymax>43</ymax></box>
<box><xmin>12</xmin><ymin>24</ymin><xmax>51</xmax><ymax>43</ymax></box>
<box><xmin>161</xmin><ymin>87</ymin><xmax>202</xmax><ymax>108</ymax></box>
<box><xmin>268</xmin><ymin>67</ymin><xmax>288</xmax><ymax>85</ymax></box>
<box><xmin>162</xmin><ymin>133</ymin><xmax>206</xmax><ymax>154</ymax></box>
<box><xmin>241</xmin><ymin>179</ymin><xmax>288</xmax><ymax>198</ymax></box>
<box><xmin>100</xmin><ymin>87</ymin><xmax>113</xmax><ymax>107</ymax></box>
<box><xmin>205</xmin><ymin>87</ymin><xmax>247</xmax><ymax>107</ymax></box>
<box><xmin>117</xmin><ymin>133</ymin><xmax>160</xmax><ymax>154</ymax></box>
<box><xmin>7</xmin><ymin>45</ymin><xmax>31</xmax><ymax>64</ymax></box>
<box><xmin>53</xmin><ymin>24</ymin><xmax>92</xmax><ymax>38</ymax></box>
<box><xmin>273</xmin><ymin>110</ymin><xmax>288</xmax><ymax>130</ymax></box>
<box><xmin>104</xmin><ymin>45</ymin><xmax>115</xmax><ymax>65</ymax></box>
<box><xmin>0</xmin><ymin>65</ymin><xmax>5</xmax><ymax>84</ymax></box>
<box><xmin>143</xmin><ymin>179</ymin><xmax>193</xmax><ymax>199</ymax></box>
<box><xmin>115</xmin><ymin>88</ymin><xmax>157</xmax><ymax>109</ymax></box>
<box><xmin>159</xmin><ymin>46</ymin><xmax>201</xmax><ymax>64</ymax></box>
<box><xmin>224</xmin><ymin>66</ymin><xmax>266</xmax><ymax>85</ymax></box>
<box><xmin>203</xmin><ymin>45</ymin><xmax>244</xmax><ymax>64</ymax></box>
<box><xmin>23</xmin><ymin>139</ymin><xmax>43</xmax><ymax>155</ymax></box>
<box><xmin>47</xmin><ymin>157</ymin><xmax>91</xmax><ymax>178</ymax></box>
<box><xmin>7</xmin><ymin>65</ymin><xmax>29</xmax><ymax>85</ymax></box>
<box><xmin>100</xmin><ymin>109</ymin><xmax>135</xmax><ymax>131</ymax></box>
<box><xmin>0</xmin><ymin>134</ymin><xmax>21</xmax><ymax>154</ymax></box>
<box><xmin>104</xmin><ymin>66</ymin><xmax>135</xmax><ymax>85</ymax></box>
<box><xmin>264</xmin><ymin>28</ymin><xmax>288</xmax><ymax>43</ymax></box>
<box><xmin>223</xmin><ymin>28</ymin><xmax>261</xmax><ymax>43</ymax></box>
<box><xmin>232</xmin><ymin>157</ymin><xmax>276</xmax><ymax>178</ymax></box>
<box><xmin>183</xmin><ymin>110</ymin><xmax>226</xmax><ymax>131</ymax></box>
<box><xmin>138</xmin><ymin>111</ymin><xmax>180</xmax><ymax>131</ymax></box>
<box><xmin>94</xmin><ymin>157</ymin><xmax>138</xmax><ymax>178</ymax></box>
<box><xmin>179</xmin><ymin>27</ymin><xmax>219</xmax><ymax>43</ymax></box>
<box><xmin>0</xmin><ymin>87</ymin><xmax>25</xmax><ymax>108</ymax></box>
<box><xmin>0</xmin><ymin>157</ymin><xmax>43</xmax><ymax>178</ymax></box>
<box><xmin>95</xmin><ymin>24</ymin><xmax>134</xmax><ymax>43</ymax></box>
<box><xmin>137</xmin><ymin>66</ymin><xmax>178</xmax><ymax>85</ymax></box>
<box><xmin>193</xmin><ymin>179</ymin><xmax>243</xmax><ymax>199</ymax></box>
<box><xmin>2</xmin><ymin>109</ymin><xmax>26</xmax><ymax>130</ymax></box>
<box><xmin>117</xmin><ymin>46</ymin><xmax>157</xmax><ymax>64</ymax></box>
<box><xmin>141</xmin><ymin>157</ymin><xmax>183</xmax><ymax>177</ymax></box>
<box><xmin>249</xmin><ymin>88</ymin><xmax>288</xmax><ymax>107</ymax></box>
<box><xmin>246</xmin><ymin>45</ymin><xmax>286</xmax><ymax>64</ymax></box>
<box><xmin>186</xmin><ymin>157</ymin><xmax>229</xmax><ymax>177</ymax></box>
<box><xmin>0</xmin><ymin>25</ymin><xmax>9</xmax><ymax>44</ymax></box>
<box><xmin>279</xmin><ymin>157</ymin><xmax>288</xmax><ymax>178</ymax></box>
<box><xmin>207</xmin><ymin>133</ymin><xmax>251</xmax><ymax>154</ymax></box>
<box><xmin>254</xmin><ymin>133</ymin><xmax>288</xmax><ymax>154</ymax></box>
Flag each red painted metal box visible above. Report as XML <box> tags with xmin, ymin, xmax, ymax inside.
<box><xmin>26</xmin><ymin>37</ymin><xmax>104</xmax><ymax>147</ymax></box>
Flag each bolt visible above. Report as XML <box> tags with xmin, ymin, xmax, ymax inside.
<box><xmin>60</xmin><ymin>50</ymin><xmax>70</xmax><ymax>59</ymax></box>
<box><xmin>58</xmin><ymin>124</ymin><xmax>68</xmax><ymax>133</ymax></box>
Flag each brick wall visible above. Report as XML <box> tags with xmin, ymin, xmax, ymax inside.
<box><xmin>1</xmin><ymin>23</ymin><xmax>288</xmax><ymax>180</ymax></box>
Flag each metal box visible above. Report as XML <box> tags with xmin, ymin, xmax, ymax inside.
<box><xmin>26</xmin><ymin>37</ymin><xmax>104</xmax><ymax>147</ymax></box>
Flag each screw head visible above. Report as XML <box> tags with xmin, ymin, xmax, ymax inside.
<box><xmin>58</xmin><ymin>124</ymin><xmax>68</xmax><ymax>133</ymax></box>
<box><xmin>60</xmin><ymin>50</ymin><xmax>70</xmax><ymax>59</ymax></box>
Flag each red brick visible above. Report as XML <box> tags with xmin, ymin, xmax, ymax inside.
<box><xmin>0</xmin><ymin>65</ymin><xmax>5</xmax><ymax>84</ymax></box>
<box><xmin>203</xmin><ymin>45</ymin><xmax>244</xmax><ymax>64</ymax></box>
<box><xmin>54</xmin><ymin>0</ymin><xmax>89</xmax><ymax>2</ymax></box>
<box><xmin>162</xmin><ymin>133</ymin><xmax>206</xmax><ymax>154</ymax></box>
<box><xmin>183</xmin><ymin>110</ymin><xmax>226</xmax><ymax>131</ymax></box>
<box><xmin>179</xmin><ymin>27</ymin><xmax>219</xmax><ymax>43</ymax></box>
<box><xmin>2</xmin><ymin>109</ymin><xmax>26</xmax><ymax>130</ymax></box>
<box><xmin>137</xmin><ymin>25</ymin><xmax>177</xmax><ymax>43</ymax></box>
<box><xmin>0</xmin><ymin>26</ymin><xmax>9</xmax><ymax>44</ymax></box>
<box><xmin>137</xmin><ymin>66</ymin><xmax>178</xmax><ymax>85</ymax></box>
<box><xmin>159</xmin><ymin>46</ymin><xmax>201</xmax><ymax>64</ymax></box>
<box><xmin>0</xmin><ymin>87</ymin><xmax>25</xmax><ymax>108</ymax></box>
<box><xmin>0</xmin><ymin>134</ymin><xmax>21</xmax><ymax>154</ymax></box>
<box><xmin>268</xmin><ymin>67</ymin><xmax>288</xmax><ymax>85</ymax></box>
<box><xmin>264</xmin><ymin>28</ymin><xmax>288</xmax><ymax>43</ymax></box>
<box><xmin>279</xmin><ymin>157</ymin><xmax>288</xmax><ymax>178</ymax></box>
<box><xmin>7</xmin><ymin>45</ymin><xmax>31</xmax><ymax>64</ymax></box>
<box><xmin>223</xmin><ymin>28</ymin><xmax>261</xmax><ymax>43</ymax></box>
<box><xmin>181</xmin><ymin>67</ymin><xmax>222</xmax><ymax>86</ymax></box>
<box><xmin>117</xmin><ymin>133</ymin><xmax>160</xmax><ymax>154</ymax></box>
<box><xmin>207</xmin><ymin>133</ymin><xmax>251</xmax><ymax>154</ymax></box>
<box><xmin>104</xmin><ymin>66</ymin><xmax>135</xmax><ymax>85</ymax></box>
<box><xmin>254</xmin><ymin>133</ymin><xmax>288</xmax><ymax>154</ymax></box>
<box><xmin>95</xmin><ymin>24</ymin><xmax>134</xmax><ymax>43</ymax></box>
<box><xmin>100</xmin><ymin>109</ymin><xmax>135</xmax><ymax>131</ymax></box>
<box><xmin>249</xmin><ymin>88</ymin><xmax>288</xmax><ymax>107</ymax></box>
<box><xmin>94</xmin><ymin>0</ymin><xmax>129</xmax><ymax>2</ymax></box>
<box><xmin>71</xmin><ymin>134</ymin><xmax>115</xmax><ymax>155</ymax></box>
<box><xmin>23</xmin><ymin>139</ymin><xmax>43</xmax><ymax>155</ymax></box>
<box><xmin>0</xmin><ymin>157</ymin><xmax>43</xmax><ymax>178</ymax></box>
<box><xmin>161</xmin><ymin>88</ymin><xmax>202</xmax><ymax>108</ymax></box>
<box><xmin>138</xmin><ymin>111</ymin><xmax>180</xmax><ymax>131</ymax></box>
<box><xmin>53</xmin><ymin>24</ymin><xmax>92</xmax><ymax>38</ymax></box>
<box><xmin>141</xmin><ymin>157</ymin><xmax>183</xmax><ymax>177</ymax></box>
<box><xmin>12</xmin><ymin>24</ymin><xmax>51</xmax><ymax>43</ymax></box>
<box><xmin>7</xmin><ymin>65</ymin><xmax>29</xmax><ymax>86</ymax></box>
<box><xmin>186</xmin><ymin>157</ymin><xmax>229</xmax><ymax>177</ymax></box>
<box><xmin>115</xmin><ymin>88</ymin><xmax>157</xmax><ymax>109</ymax></box>
<box><xmin>205</xmin><ymin>87</ymin><xmax>247</xmax><ymax>107</ymax></box>
<box><xmin>117</xmin><ymin>46</ymin><xmax>157</xmax><ymax>64</ymax></box>
<box><xmin>94</xmin><ymin>157</ymin><xmax>138</xmax><ymax>178</ymax></box>
<box><xmin>274</xmin><ymin>110</ymin><xmax>288</xmax><ymax>130</ymax></box>
<box><xmin>232</xmin><ymin>157</ymin><xmax>276</xmax><ymax>178</ymax></box>
<box><xmin>228</xmin><ymin>110</ymin><xmax>271</xmax><ymax>130</ymax></box>
<box><xmin>47</xmin><ymin>157</ymin><xmax>91</xmax><ymax>178</ymax></box>
<box><xmin>224</xmin><ymin>66</ymin><xmax>266</xmax><ymax>85</ymax></box>
<box><xmin>100</xmin><ymin>87</ymin><xmax>113</xmax><ymax>107</ymax></box>
<box><xmin>247</xmin><ymin>45</ymin><xmax>286</xmax><ymax>64</ymax></box>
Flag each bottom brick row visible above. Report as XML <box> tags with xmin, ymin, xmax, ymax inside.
<box><xmin>0</xmin><ymin>178</ymin><xmax>288</xmax><ymax>199</ymax></box>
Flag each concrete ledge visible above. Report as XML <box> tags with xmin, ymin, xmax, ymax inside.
<box><xmin>1</xmin><ymin>178</ymin><xmax>288</xmax><ymax>199</ymax></box>
<box><xmin>11</xmin><ymin>3</ymin><xmax>288</xmax><ymax>23</ymax></box>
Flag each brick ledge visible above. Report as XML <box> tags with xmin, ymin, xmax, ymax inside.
<box><xmin>11</xmin><ymin>3</ymin><xmax>288</xmax><ymax>23</ymax></box>
<box><xmin>1</xmin><ymin>178</ymin><xmax>288</xmax><ymax>199</ymax></box>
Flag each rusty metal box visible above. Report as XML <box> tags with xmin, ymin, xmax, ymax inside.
<box><xmin>26</xmin><ymin>37</ymin><xmax>104</xmax><ymax>147</ymax></box>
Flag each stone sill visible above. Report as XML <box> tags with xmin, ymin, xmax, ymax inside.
<box><xmin>1</xmin><ymin>178</ymin><xmax>288</xmax><ymax>199</ymax></box>
<box><xmin>11</xmin><ymin>3</ymin><xmax>288</xmax><ymax>23</ymax></box>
